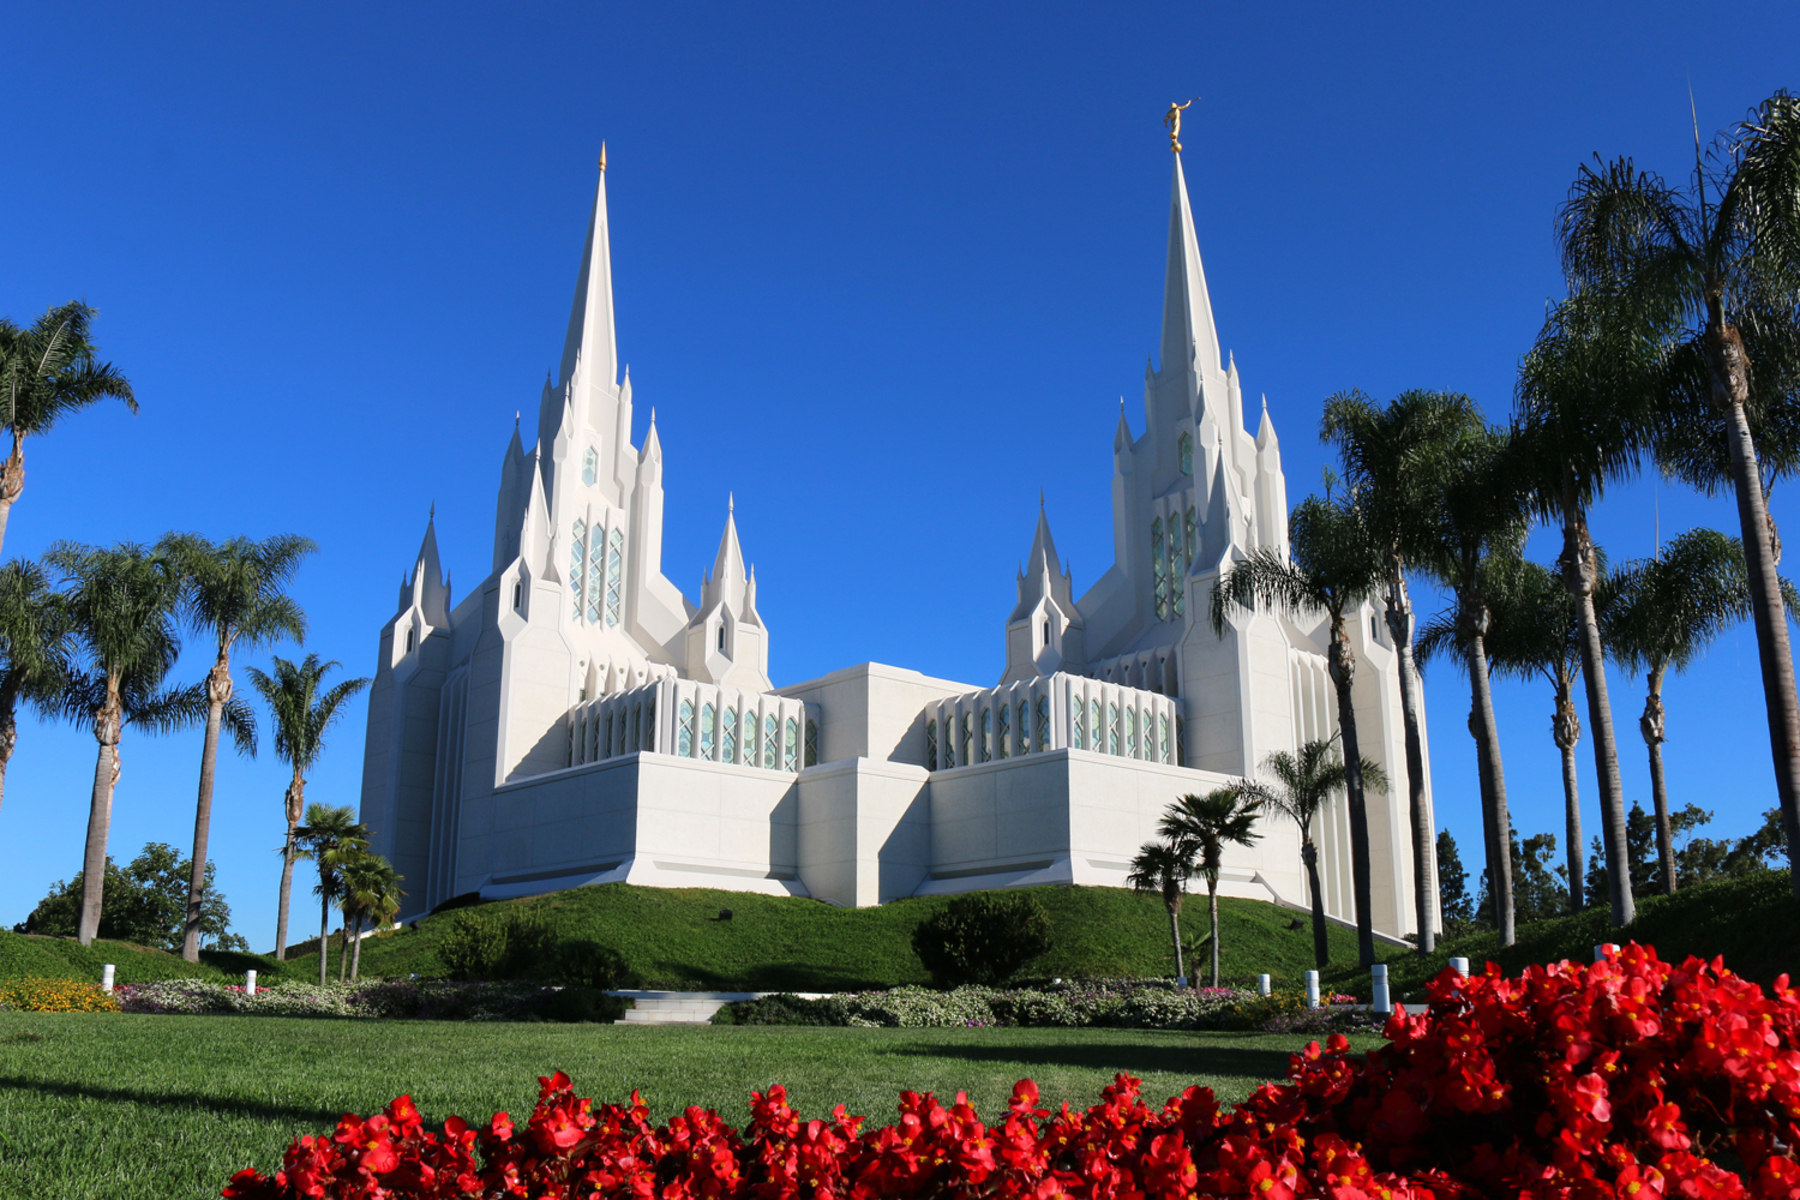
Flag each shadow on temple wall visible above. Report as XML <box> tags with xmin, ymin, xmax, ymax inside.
<box><xmin>878</xmin><ymin>786</ymin><xmax>932</xmax><ymax>902</ymax></box>
<box><xmin>508</xmin><ymin>713</ymin><xmax>574</xmax><ymax>782</ymax></box>
<box><xmin>769</xmin><ymin>787</ymin><xmax>800</xmax><ymax>878</ymax></box>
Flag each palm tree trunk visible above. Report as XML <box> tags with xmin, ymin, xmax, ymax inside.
<box><xmin>1460</xmin><ymin>599</ymin><xmax>1514</xmax><ymax>947</ymax></box>
<box><xmin>1561</xmin><ymin>502</ymin><xmax>1635</xmax><ymax>926</ymax></box>
<box><xmin>1554</xmin><ymin>681</ymin><xmax>1584</xmax><ymax>914</ymax></box>
<box><xmin>351</xmin><ymin>915</ymin><xmax>365</xmax><ymax>982</ymax></box>
<box><xmin>0</xmin><ymin>704</ymin><xmax>16</xmax><ymax>820</ymax></box>
<box><xmin>1641</xmin><ymin>662</ymin><xmax>1675</xmax><ymax>895</ymax></box>
<box><xmin>1712</xmin><ymin>326</ymin><xmax>1800</xmax><ymax>901</ymax></box>
<box><xmin>338</xmin><ymin>921</ymin><xmax>350</xmax><ymax>982</ymax></box>
<box><xmin>274</xmin><ymin>773</ymin><xmax>303</xmax><ymax>960</ymax></box>
<box><xmin>0</xmin><ymin>430</ymin><xmax>25</xmax><ymax>562</ymax></box>
<box><xmin>1167</xmin><ymin>901</ymin><xmax>1184</xmax><ymax>982</ymax></box>
<box><xmin>183</xmin><ymin>658</ymin><xmax>231</xmax><ymax>963</ymax></box>
<box><xmin>319</xmin><ymin>892</ymin><xmax>331</xmax><ymax>987</ymax></box>
<box><xmin>77</xmin><ymin>693</ymin><xmax>123</xmax><ymax>946</ymax></box>
<box><xmin>1301</xmin><ymin>837</ymin><xmax>1328</xmax><ymax>971</ymax></box>
<box><xmin>1207</xmin><ymin>881</ymin><xmax>1221</xmax><ymax>988</ymax></box>
<box><xmin>1326</xmin><ymin>614</ymin><xmax>1376</xmax><ymax>967</ymax></box>
<box><xmin>1384</xmin><ymin>568</ymin><xmax>1434</xmax><ymax>954</ymax></box>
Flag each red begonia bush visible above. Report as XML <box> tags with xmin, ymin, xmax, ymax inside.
<box><xmin>225</xmin><ymin>943</ymin><xmax>1800</xmax><ymax>1199</ymax></box>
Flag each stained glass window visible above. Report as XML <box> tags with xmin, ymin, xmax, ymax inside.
<box><xmin>630</xmin><ymin>704</ymin><xmax>642</xmax><ymax>753</ymax></box>
<box><xmin>679</xmin><ymin>700</ymin><xmax>694</xmax><ymax>757</ymax></box>
<box><xmin>1168</xmin><ymin>520</ymin><xmax>1186</xmax><ymax>617</ymax></box>
<box><xmin>1072</xmin><ymin>701</ymin><xmax>1085</xmax><ymax>750</ymax></box>
<box><xmin>1090</xmin><ymin>701</ymin><xmax>1102</xmax><ymax>753</ymax></box>
<box><xmin>926</xmin><ymin>719</ymin><xmax>938</xmax><ymax>770</ymax></box>
<box><xmin>996</xmin><ymin>703</ymin><xmax>1009</xmax><ymax>759</ymax></box>
<box><xmin>959</xmin><ymin>713</ymin><xmax>971</xmax><ymax>766</ymax></box>
<box><xmin>582</xmin><ymin>447</ymin><xmax>598</xmax><ymax>487</ymax></box>
<box><xmin>764</xmin><ymin>717</ymin><xmax>778</xmax><ymax>768</ymax></box>
<box><xmin>1178</xmin><ymin>432</ymin><xmax>1193</xmax><ymax>475</ymax></box>
<box><xmin>645</xmin><ymin>700</ymin><xmax>656</xmax><ymax>751</ymax></box>
<box><xmin>722</xmin><ymin>708</ymin><xmax>737</xmax><ymax>763</ymax></box>
<box><xmin>1159</xmin><ymin>714</ymin><xmax>1171</xmax><ymax>764</ymax></box>
<box><xmin>1125</xmin><ymin>708</ymin><xmax>1137</xmax><ymax>758</ymax></box>
<box><xmin>586</xmin><ymin>528</ymin><xmax>604</xmax><ymax>623</ymax></box>
<box><xmin>570</xmin><ymin>519</ymin><xmax>587</xmax><ymax>619</ymax></box>
<box><xmin>700</xmin><ymin>704</ymin><xmax>715</xmax><ymax>759</ymax></box>
<box><xmin>605</xmin><ymin>530</ymin><xmax>624</xmax><ymax>627</ymax></box>
<box><xmin>805</xmin><ymin>718</ymin><xmax>818</xmax><ymax>767</ymax></box>
<box><xmin>980</xmin><ymin>709</ymin><xmax>992</xmax><ymax>762</ymax></box>
<box><xmin>743</xmin><ymin>712</ymin><xmax>758</xmax><ymax>764</ymax></box>
<box><xmin>785</xmin><ymin>717</ymin><xmax>799</xmax><ymax>771</ymax></box>
<box><xmin>1036</xmin><ymin>696</ymin><xmax>1050</xmax><ymax>751</ymax></box>
<box><xmin>1151</xmin><ymin>518</ymin><xmax>1168</xmax><ymax>620</ymax></box>
<box><xmin>1184</xmin><ymin>508</ymin><xmax>1197</xmax><ymax>573</ymax></box>
<box><xmin>1108</xmin><ymin>704</ymin><xmax>1120</xmax><ymax>755</ymax></box>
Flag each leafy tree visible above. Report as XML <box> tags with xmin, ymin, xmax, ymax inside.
<box><xmin>1321</xmin><ymin>389</ymin><xmax>1482</xmax><ymax>954</ymax></box>
<box><xmin>1436</xmin><ymin>829</ymin><xmax>1475</xmax><ymax>937</ymax></box>
<box><xmin>49</xmin><ymin>541</ymin><xmax>213</xmax><ymax>945</ymax></box>
<box><xmin>911</xmin><ymin>893</ymin><xmax>1053</xmax><ymax>988</ymax></box>
<box><xmin>294</xmin><ymin>803</ymin><xmax>368</xmax><ymax>985</ymax></box>
<box><xmin>1159</xmin><ymin>787</ymin><xmax>1261</xmax><ymax>987</ymax></box>
<box><xmin>0</xmin><ymin>560</ymin><xmax>74</xmax><ymax>815</ymax></box>
<box><xmin>1212</xmin><ymin>490</ymin><xmax>1390</xmax><ymax>965</ymax></box>
<box><xmin>246</xmin><ymin>655</ymin><xmax>369</xmax><ymax>960</ymax></box>
<box><xmin>1555</xmin><ymin>91</ymin><xmax>1800</xmax><ymax>902</ymax></box>
<box><xmin>19</xmin><ymin>841</ymin><xmax>245</xmax><ymax>951</ymax></box>
<box><xmin>1126</xmin><ymin>834</ymin><xmax>1195</xmax><ymax>983</ymax></box>
<box><xmin>1476</xmin><ymin>830</ymin><xmax>1566</xmax><ymax>929</ymax></box>
<box><xmin>1239</xmin><ymin>738</ymin><xmax>1385</xmax><ymax>970</ymax></box>
<box><xmin>0</xmin><ymin>302</ymin><xmax>136</xmax><ymax>558</ymax></box>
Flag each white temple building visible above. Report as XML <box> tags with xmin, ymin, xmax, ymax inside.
<box><xmin>359</xmin><ymin>146</ymin><xmax>1437</xmax><ymax>940</ymax></box>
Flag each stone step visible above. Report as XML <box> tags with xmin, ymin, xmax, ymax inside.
<box><xmin>610</xmin><ymin>989</ymin><xmax>830</xmax><ymax>1026</ymax></box>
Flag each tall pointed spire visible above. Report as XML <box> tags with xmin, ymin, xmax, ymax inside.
<box><xmin>1159</xmin><ymin>156</ymin><xmax>1222</xmax><ymax>380</ymax></box>
<box><xmin>711</xmin><ymin>498</ymin><xmax>746</xmax><ymax>593</ymax></box>
<box><xmin>558</xmin><ymin>153</ymin><xmax>619</xmax><ymax>393</ymax></box>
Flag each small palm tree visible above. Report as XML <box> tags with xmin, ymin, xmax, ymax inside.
<box><xmin>162</xmin><ymin>533</ymin><xmax>313</xmax><ymax>962</ymax></box>
<box><xmin>0</xmin><ymin>302</ymin><xmax>136</xmax><ymax>557</ymax></box>
<box><xmin>1211</xmin><ymin>489</ymin><xmax>1389</xmax><ymax>965</ymax></box>
<box><xmin>247</xmin><ymin>655</ymin><xmax>369</xmax><ymax>961</ymax></box>
<box><xmin>1159</xmin><ymin>787</ymin><xmax>1261</xmax><ymax>987</ymax></box>
<box><xmin>1603</xmin><ymin>529</ymin><xmax>1756</xmax><ymax>893</ymax></box>
<box><xmin>1240</xmin><ymin>739</ymin><xmax>1386</xmax><ymax>970</ymax></box>
<box><xmin>339</xmin><ymin>851</ymin><xmax>403</xmax><ymax>982</ymax></box>
<box><xmin>1126</xmin><ymin>834</ymin><xmax>1196</xmax><ymax>984</ymax></box>
<box><xmin>0</xmin><ymin>560</ymin><xmax>75</xmax><ymax>816</ymax></box>
<box><xmin>294</xmin><ymin>803</ymin><xmax>369</xmax><ymax>986</ymax></box>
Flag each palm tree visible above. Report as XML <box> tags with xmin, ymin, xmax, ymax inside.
<box><xmin>1321</xmin><ymin>389</ymin><xmax>1480</xmax><ymax>957</ymax></box>
<box><xmin>1603</xmin><ymin>529</ymin><xmax>1757</xmax><ymax>893</ymax></box>
<box><xmin>1516</xmin><ymin>287</ymin><xmax>1662</xmax><ymax>927</ymax></box>
<box><xmin>1211</xmin><ymin>490</ymin><xmax>1389</xmax><ymax>965</ymax></box>
<box><xmin>1238</xmin><ymin>739</ymin><xmax>1387</xmax><ymax>970</ymax></box>
<box><xmin>162</xmin><ymin>533</ymin><xmax>313</xmax><ymax>962</ymax></box>
<box><xmin>1159</xmin><ymin>787</ymin><xmax>1261</xmax><ymax>987</ymax></box>
<box><xmin>246</xmin><ymin>655</ymin><xmax>369</xmax><ymax>961</ymax></box>
<box><xmin>339</xmin><ymin>850</ymin><xmax>403</xmax><ymax>982</ymax></box>
<box><xmin>1554</xmin><ymin>92</ymin><xmax>1800</xmax><ymax>899</ymax></box>
<box><xmin>0</xmin><ymin>303</ymin><xmax>136</xmax><ymax>557</ymax></box>
<box><xmin>1126</xmin><ymin>834</ymin><xmax>1196</xmax><ymax>984</ymax></box>
<box><xmin>49</xmin><ymin>541</ymin><xmax>222</xmax><ymax>945</ymax></box>
<box><xmin>294</xmin><ymin>803</ymin><xmax>368</xmax><ymax>986</ymax></box>
<box><xmin>0</xmin><ymin>560</ymin><xmax>74</xmax><ymax>816</ymax></box>
<box><xmin>1474</xmin><ymin>556</ymin><xmax>1590</xmax><ymax>914</ymax></box>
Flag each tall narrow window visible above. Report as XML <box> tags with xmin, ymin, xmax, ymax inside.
<box><xmin>1178</xmin><ymin>431</ymin><xmax>1193</xmax><ymax>475</ymax></box>
<box><xmin>1108</xmin><ymin>703</ymin><xmax>1120</xmax><ymax>755</ymax></box>
<box><xmin>605</xmin><ymin>530</ymin><xmax>624</xmax><ymax>626</ymax></box>
<box><xmin>1043</xmin><ymin>619</ymin><xmax>1051</xmax><ymax>645</ymax></box>
<box><xmin>700</xmin><ymin>704</ymin><xmax>716</xmax><ymax>759</ymax></box>
<box><xmin>926</xmin><ymin>718</ymin><xmax>938</xmax><ymax>770</ymax></box>
<box><xmin>718</xmin><ymin>625</ymin><xmax>727</xmax><ymax>651</ymax></box>
<box><xmin>582</xmin><ymin>447</ymin><xmax>599</xmax><ymax>487</ymax></box>
<box><xmin>722</xmin><ymin>708</ymin><xmax>738</xmax><ymax>763</ymax></box>
<box><xmin>586</xmin><ymin>527</ymin><xmax>604</xmax><ymax>623</ymax></box>
<box><xmin>995</xmin><ymin>703</ymin><xmax>1009</xmax><ymax>758</ymax></box>
<box><xmin>1036</xmin><ymin>696</ymin><xmax>1050</xmax><ymax>751</ymax></box>
<box><xmin>1125</xmin><ymin>708</ymin><xmax>1137</xmax><ymax>758</ymax></box>
<box><xmin>1184</xmin><ymin>508</ymin><xmax>1198</xmax><ymax>573</ymax></box>
<box><xmin>1168</xmin><ymin>520</ymin><xmax>1186</xmax><ymax>617</ymax></box>
<box><xmin>742</xmin><ymin>712</ymin><xmax>758</xmax><ymax>765</ymax></box>
<box><xmin>405</xmin><ymin>628</ymin><xmax>416</xmax><ymax>652</ymax></box>
<box><xmin>1176</xmin><ymin>716</ymin><xmax>1186</xmax><ymax>767</ymax></box>
<box><xmin>645</xmin><ymin>700</ymin><xmax>656</xmax><ymax>751</ymax></box>
<box><xmin>1159</xmin><ymin>714</ymin><xmax>1171</xmax><ymax>764</ymax></box>
<box><xmin>1090</xmin><ymin>700</ymin><xmax>1102</xmax><ymax>752</ymax></box>
<box><xmin>1018</xmin><ymin>700</ymin><xmax>1030</xmax><ymax>755</ymax></box>
<box><xmin>1151</xmin><ymin>518</ymin><xmax>1168</xmax><ymax>620</ymax></box>
<box><xmin>512</xmin><ymin>581</ymin><xmax>523</xmax><ymax>611</ymax></box>
<box><xmin>1072</xmin><ymin>700</ymin><xmax>1085</xmax><ymax>750</ymax></box>
<box><xmin>979</xmin><ymin>709</ymin><xmax>992</xmax><ymax>762</ymax></box>
<box><xmin>805</xmin><ymin>718</ymin><xmax>819</xmax><ymax>767</ymax></box>
<box><xmin>785</xmin><ymin>717</ymin><xmax>799</xmax><ymax>771</ymax></box>
<box><xmin>630</xmin><ymin>704</ymin><xmax>641</xmax><ymax>753</ymax></box>
<box><xmin>570</xmin><ymin>519</ymin><xmax>588</xmax><ymax>619</ymax></box>
<box><xmin>959</xmin><ymin>713</ymin><xmax>971</xmax><ymax>766</ymax></box>
<box><xmin>679</xmin><ymin>699</ymin><xmax>695</xmax><ymax>757</ymax></box>
<box><xmin>764</xmin><ymin>717</ymin><xmax>778</xmax><ymax>769</ymax></box>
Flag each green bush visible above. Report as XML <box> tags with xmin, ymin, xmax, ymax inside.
<box><xmin>711</xmin><ymin>993</ymin><xmax>836</xmax><ymax>1026</ymax></box>
<box><xmin>437</xmin><ymin>908</ymin><xmax>632</xmax><ymax>988</ymax></box>
<box><xmin>537</xmin><ymin>987</ymin><xmax>630</xmax><ymax>1024</ymax></box>
<box><xmin>911</xmin><ymin>892</ymin><xmax>1053</xmax><ymax>987</ymax></box>
<box><xmin>438</xmin><ymin>910</ymin><xmax>512</xmax><ymax>980</ymax></box>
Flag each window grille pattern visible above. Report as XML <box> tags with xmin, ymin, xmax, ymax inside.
<box><xmin>700</xmin><ymin>704</ymin><xmax>715</xmax><ymax>760</ymax></box>
<box><xmin>1071</xmin><ymin>703</ymin><xmax>1085</xmax><ymax>750</ymax></box>
<box><xmin>586</xmin><ymin>528</ymin><xmax>604</xmax><ymax>623</ymax></box>
<box><xmin>764</xmin><ymin>719</ymin><xmax>778</xmax><ymax>769</ymax></box>
<box><xmin>996</xmin><ymin>704</ymin><xmax>1009</xmax><ymax>759</ymax></box>
<box><xmin>805</xmin><ymin>719</ymin><xmax>819</xmax><ymax>767</ymax></box>
<box><xmin>1036</xmin><ymin>697</ymin><xmax>1050</xmax><ymax>752</ymax></box>
<box><xmin>1159</xmin><ymin>714</ymin><xmax>1170</xmax><ymax>763</ymax></box>
<box><xmin>1125</xmin><ymin>708</ymin><xmax>1137</xmax><ymax>758</ymax></box>
<box><xmin>570</xmin><ymin>520</ymin><xmax>587</xmax><ymax>619</ymax></box>
<box><xmin>1184</xmin><ymin>508</ymin><xmax>1197</xmax><ymax>572</ymax></box>
<box><xmin>679</xmin><ymin>700</ymin><xmax>694</xmax><ymax>757</ymax></box>
<box><xmin>1178</xmin><ymin>432</ymin><xmax>1193</xmax><ymax>475</ymax></box>
<box><xmin>1108</xmin><ymin>704</ymin><xmax>1120</xmax><ymax>756</ymax></box>
<box><xmin>1167</xmin><ymin>519</ymin><xmax>1186</xmax><ymax>617</ymax></box>
<box><xmin>785</xmin><ymin>718</ymin><xmax>799</xmax><ymax>771</ymax></box>
<box><xmin>721</xmin><ymin>708</ymin><xmax>737</xmax><ymax>763</ymax></box>
<box><xmin>979</xmin><ymin>709</ymin><xmax>992</xmax><ymax>762</ymax></box>
<box><xmin>926</xmin><ymin>719</ymin><xmax>938</xmax><ymax>770</ymax></box>
<box><xmin>605</xmin><ymin>530</ymin><xmax>624</xmax><ymax>626</ymax></box>
<box><xmin>582</xmin><ymin>447</ymin><xmax>598</xmax><ymax>486</ymax></box>
<box><xmin>1151</xmin><ymin>518</ymin><xmax>1169</xmax><ymax>620</ymax></box>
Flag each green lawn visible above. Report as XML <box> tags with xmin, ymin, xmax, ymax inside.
<box><xmin>0</xmin><ymin>1013</ymin><xmax>1374</xmax><ymax>1199</ymax></box>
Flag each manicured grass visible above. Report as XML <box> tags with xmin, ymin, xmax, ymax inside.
<box><xmin>0</xmin><ymin>1012</ymin><xmax>1376</xmax><ymax>1200</ymax></box>
<box><xmin>0</xmin><ymin>930</ymin><xmax>271</xmax><ymax>986</ymax></box>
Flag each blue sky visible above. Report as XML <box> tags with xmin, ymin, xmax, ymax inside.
<box><xmin>2</xmin><ymin>2</ymin><xmax>1796</xmax><ymax>948</ymax></box>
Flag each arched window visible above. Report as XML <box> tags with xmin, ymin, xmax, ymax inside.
<box><xmin>1071</xmin><ymin>700</ymin><xmax>1085</xmax><ymax>750</ymax></box>
<box><xmin>1178</xmin><ymin>431</ymin><xmax>1193</xmax><ymax>475</ymax></box>
<box><xmin>1159</xmin><ymin>714</ymin><xmax>1171</xmax><ymax>764</ymax></box>
<box><xmin>764</xmin><ymin>717</ymin><xmax>778</xmax><ymax>768</ymax></box>
<box><xmin>1108</xmin><ymin>703</ymin><xmax>1120</xmax><ymax>755</ymax></box>
<box><xmin>717</xmin><ymin>625</ymin><xmax>726</xmax><ymax>652</ymax></box>
<box><xmin>995</xmin><ymin>703</ymin><xmax>1009</xmax><ymax>759</ymax></box>
<box><xmin>742</xmin><ymin>712</ymin><xmax>758</xmax><ymax>765</ymax></box>
<box><xmin>1036</xmin><ymin>696</ymin><xmax>1050</xmax><ymax>751</ymax></box>
<box><xmin>569</xmin><ymin>519</ymin><xmax>588</xmax><ymax>619</ymax></box>
<box><xmin>722</xmin><ymin>708</ymin><xmax>738</xmax><ymax>763</ymax></box>
<box><xmin>979</xmin><ymin>709</ymin><xmax>992</xmax><ymax>762</ymax></box>
<box><xmin>925</xmin><ymin>718</ymin><xmax>938</xmax><ymax>770</ymax></box>
<box><xmin>785</xmin><ymin>717</ymin><xmax>799</xmax><ymax>771</ymax></box>
<box><xmin>1042</xmin><ymin>619</ymin><xmax>1051</xmax><ymax>645</ymax></box>
<box><xmin>679</xmin><ymin>699</ymin><xmax>695</xmax><ymax>757</ymax></box>
<box><xmin>582</xmin><ymin>447</ymin><xmax>598</xmax><ymax>487</ymax></box>
<box><xmin>512</xmin><ymin>581</ymin><xmax>522</xmax><ymax>611</ymax></box>
<box><xmin>405</xmin><ymin>627</ymin><xmax>416</xmax><ymax>652</ymax></box>
<box><xmin>805</xmin><ymin>718</ymin><xmax>819</xmax><ymax>767</ymax></box>
<box><xmin>1125</xmin><ymin>708</ymin><xmax>1137</xmax><ymax>758</ymax></box>
<box><xmin>700</xmin><ymin>704</ymin><xmax>716</xmax><ymax>760</ymax></box>
<box><xmin>1151</xmin><ymin>518</ymin><xmax>1168</xmax><ymax>620</ymax></box>
<box><xmin>586</xmin><ymin>528</ymin><xmax>604</xmax><ymax>623</ymax></box>
<box><xmin>605</xmin><ymin>530</ymin><xmax>624</xmax><ymax>626</ymax></box>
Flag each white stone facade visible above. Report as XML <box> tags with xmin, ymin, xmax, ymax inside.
<box><xmin>358</xmin><ymin>150</ymin><xmax>1437</xmax><ymax>939</ymax></box>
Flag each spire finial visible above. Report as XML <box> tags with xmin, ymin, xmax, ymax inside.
<box><xmin>1039</xmin><ymin>488</ymin><xmax>1045</xmax><ymax>509</ymax></box>
<box><xmin>429</xmin><ymin>500</ymin><xmax>436</xmax><ymax>521</ymax></box>
<box><xmin>515</xmin><ymin>410</ymin><xmax>521</xmax><ymax>427</ymax></box>
<box><xmin>649</xmin><ymin>406</ymin><xmax>656</xmax><ymax>425</ymax></box>
<box><xmin>1164</xmin><ymin>97</ymin><xmax>1198</xmax><ymax>153</ymax></box>
<box><xmin>728</xmin><ymin>491</ymin><xmax>735</xmax><ymax>514</ymax></box>
<box><xmin>598</xmin><ymin>142</ymin><xmax>607</xmax><ymax>173</ymax></box>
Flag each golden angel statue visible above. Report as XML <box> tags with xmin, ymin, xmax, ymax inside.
<box><xmin>1165</xmin><ymin>98</ymin><xmax>1197</xmax><ymax>152</ymax></box>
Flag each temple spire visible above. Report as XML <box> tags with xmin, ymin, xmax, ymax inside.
<box><xmin>1159</xmin><ymin>156</ymin><xmax>1222</xmax><ymax>380</ymax></box>
<box><xmin>558</xmin><ymin>154</ymin><xmax>619</xmax><ymax>393</ymax></box>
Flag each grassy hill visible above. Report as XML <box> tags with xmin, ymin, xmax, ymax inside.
<box><xmin>0</xmin><ymin>930</ymin><xmax>272</xmax><ymax>986</ymax></box>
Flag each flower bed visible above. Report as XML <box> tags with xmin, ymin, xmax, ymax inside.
<box><xmin>115</xmin><ymin>979</ymin><xmax>627</xmax><ymax>1023</ymax></box>
<box><xmin>227</xmin><ymin>944</ymin><xmax>1800</xmax><ymax>1199</ymax></box>
<box><xmin>0</xmin><ymin>977</ymin><xmax>120</xmax><ymax>1013</ymax></box>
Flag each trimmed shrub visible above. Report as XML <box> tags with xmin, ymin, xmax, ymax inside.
<box><xmin>910</xmin><ymin>892</ymin><xmax>1052</xmax><ymax>987</ymax></box>
<box><xmin>437</xmin><ymin>908</ymin><xmax>632</xmax><ymax>987</ymax></box>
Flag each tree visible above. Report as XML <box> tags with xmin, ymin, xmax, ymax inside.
<box><xmin>1159</xmin><ymin>787</ymin><xmax>1261</xmax><ymax>987</ymax></box>
<box><xmin>338</xmin><ymin>850</ymin><xmax>403</xmax><ymax>982</ymax></box>
<box><xmin>49</xmin><ymin>541</ymin><xmax>212</xmax><ymax>945</ymax></box>
<box><xmin>162</xmin><ymin>532</ymin><xmax>312</xmax><ymax>962</ymax></box>
<box><xmin>1603</xmin><ymin>529</ymin><xmax>1755</xmax><ymax>893</ymax></box>
<box><xmin>1477</xmin><ymin>830</ymin><xmax>1566</xmax><ymax>928</ymax></box>
<box><xmin>1554</xmin><ymin>92</ymin><xmax>1800</xmax><ymax>902</ymax></box>
<box><xmin>19</xmin><ymin>841</ymin><xmax>246</xmax><ymax>951</ymax></box>
<box><xmin>1436</xmin><ymin>829</ymin><xmax>1475</xmax><ymax>937</ymax></box>
<box><xmin>1479</xmin><ymin>555</ymin><xmax>1592</xmax><ymax>914</ymax></box>
<box><xmin>1237</xmin><ymin>739</ymin><xmax>1386</xmax><ymax>970</ymax></box>
<box><xmin>1126</xmin><ymin>834</ymin><xmax>1196</xmax><ymax>984</ymax></box>
<box><xmin>1321</xmin><ymin>389</ymin><xmax>1482</xmax><ymax>956</ymax></box>
<box><xmin>0</xmin><ymin>302</ymin><xmax>136</xmax><ymax>558</ymax></box>
<box><xmin>1411</xmin><ymin>420</ymin><xmax>1532</xmax><ymax>945</ymax></box>
<box><xmin>910</xmin><ymin>893</ymin><xmax>1053</xmax><ymax>988</ymax></box>
<box><xmin>246</xmin><ymin>655</ymin><xmax>369</xmax><ymax>960</ymax></box>
<box><xmin>0</xmin><ymin>559</ymin><xmax>74</xmax><ymax>816</ymax></box>
<box><xmin>293</xmin><ymin>803</ymin><xmax>368</xmax><ymax>986</ymax></box>
<box><xmin>1212</xmin><ymin>490</ymin><xmax>1391</xmax><ymax>965</ymax></box>
<box><xmin>1516</xmin><ymin>286</ymin><xmax>1663</xmax><ymax>927</ymax></box>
